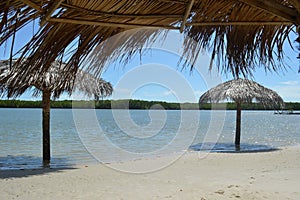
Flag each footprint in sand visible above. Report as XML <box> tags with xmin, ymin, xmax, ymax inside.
<box><xmin>227</xmin><ymin>185</ymin><xmax>240</xmax><ymax>189</ymax></box>
<box><xmin>215</xmin><ymin>189</ymin><xmax>225</xmax><ymax>195</ymax></box>
<box><xmin>249</xmin><ymin>176</ymin><xmax>256</xmax><ymax>184</ymax></box>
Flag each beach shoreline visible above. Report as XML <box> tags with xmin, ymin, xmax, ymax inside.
<box><xmin>1</xmin><ymin>146</ymin><xmax>300</xmax><ymax>200</ymax></box>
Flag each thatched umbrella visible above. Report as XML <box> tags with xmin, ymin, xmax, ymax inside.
<box><xmin>199</xmin><ymin>78</ymin><xmax>284</xmax><ymax>146</ymax></box>
<box><xmin>0</xmin><ymin>0</ymin><xmax>299</xmax><ymax>84</ymax></box>
<box><xmin>0</xmin><ymin>59</ymin><xmax>113</xmax><ymax>164</ymax></box>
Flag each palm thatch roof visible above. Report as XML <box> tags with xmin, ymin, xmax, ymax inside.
<box><xmin>199</xmin><ymin>78</ymin><xmax>284</xmax><ymax>108</ymax></box>
<box><xmin>1</xmin><ymin>58</ymin><xmax>113</xmax><ymax>164</ymax></box>
<box><xmin>199</xmin><ymin>78</ymin><xmax>284</xmax><ymax>146</ymax></box>
<box><xmin>0</xmin><ymin>0</ymin><xmax>299</xmax><ymax>89</ymax></box>
<box><xmin>0</xmin><ymin>59</ymin><xmax>113</xmax><ymax>99</ymax></box>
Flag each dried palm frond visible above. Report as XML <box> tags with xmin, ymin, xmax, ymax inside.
<box><xmin>183</xmin><ymin>0</ymin><xmax>297</xmax><ymax>77</ymax></box>
<box><xmin>0</xmin><ymin>0</ymin><xmax>299</xmax><ymax>86</ymax></box>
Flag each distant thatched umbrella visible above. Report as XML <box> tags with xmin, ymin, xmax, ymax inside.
<box><xmin>0</xmin><ymin>59</ymin><xmax>113</xmax><ymax>164</ymax></box>
<box><xmin>199</xmin><ymin>78</ymin><xmax>284</xmax><ymax>146</ymax></box>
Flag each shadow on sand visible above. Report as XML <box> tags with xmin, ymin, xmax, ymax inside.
<box><xmin>0</xmin><ymin>155</ymin><xmax>77</xmax><ymax>179</ymax></box>
<box><xmin>189</xmin><ymin>142</ymin><xmax>280</xmax><ymax>153</ymax></box>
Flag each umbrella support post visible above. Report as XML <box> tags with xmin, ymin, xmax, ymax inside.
<box><xmin>42</xmin><ymin>90</ymin><xmax>51</xmax><ymax>166</ymax></box>
<box><xmin>235</xmin><ymin>102</ymin><xmax>242</xmax><ymax>147</ymax></box>
<box><xmin>199</xmin><ymin>79</ymin><xmax>283</xmax><ymax>149</ymax></box>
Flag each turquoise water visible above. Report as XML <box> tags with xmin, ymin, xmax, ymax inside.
<box><xmin>0</xmin><ymin>108</ymin><xmax>299</xmax><ymax>169</ymax></box>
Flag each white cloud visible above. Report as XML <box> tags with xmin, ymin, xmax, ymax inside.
<box><xmin>194</xmin><ymin>90</ymin><xmax>205</xmax><ymax>97</ymax></box>
<box><xmin>271</xmin><ymin>80</ymin><xmax>300</xmax><ymax>102</ymax></box>
<box><xmin>163</xmin><ymin>90</ymin><xmax>174</xmax><ymax>96</ymax></box>
<box><xmin>279</xmin><ymin>81</ymin><xmax>300</xmax><ymax>86</ymax></box>
<box><xmin>139</xmin><ymin>91</ymin><xmax>160</xmax><ymax>98</ymax></box>
<box><xmin>57</xmin><ymin>93</ymin><xmax>71</xmax><ymax>100</ymax></box>
<box><xmin>114</xmin><ymin>88</ymin><xmax>131</xmax><ymax>94</ymax></box>
<box><xmin>111</xmin><ymin>88</ymin><xmax>131</xmax><ymax>99</ymax></box>
<box><xmin>273</xmin><ymin>85</ymin><xmax>300</xmax><ymax>102</ymax></box>
<box><xmin>149</xmin><ymin>90</ymin><xmax>203</xmax><ymax>102</ymax></box>
<box><xmin>141</xmin><ymin>90</ymin><xmax>175</xmax><ymax>98</ymax></box>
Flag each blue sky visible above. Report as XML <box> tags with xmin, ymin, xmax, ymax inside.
<box><xmin>1</xmin><ymin>22</ymin><xmax>299</xmax><ymax>103</ymax></box>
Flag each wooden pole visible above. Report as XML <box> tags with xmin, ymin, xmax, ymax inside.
<box><xmin>61</xmin><ymin>4</ymin><xmax>183</xmax><ymax>19</ymax></box>
<box><xmin>40</xmin><ymin>0</ymin><xmax>64</xmax><ymax>26</ymax></box>
<box><xmin>186</xmin><ymin>21</ymin><xmax>292</xmax><ymax>26</ymax></box>
<box><xmin>180</xmin><ymin>0</ymin><xmax>195</xmax><ymax>33</ymax></box>
<box><xmin>237</xmin><ymin>0</ymin><xmax>298</xmax><ymax>23</ymax></box>
<box><xmin>42</xmin><ymin>89</ymin><xmax>51</xmax><ymax>165</ymax></box>
<box><xmin>235</xmin><ymin>102</ymin><xmax>242</xmax><ymax>146</ymax></box>
<box><xmin>19</xmin><ymin>0</ymin><xmax>42</xmax><ymax>11</ymax></box>
<box><xmin>49</xmin><ymin>18</ymin><xmax>179</xmax><ymax>30</ymax></box>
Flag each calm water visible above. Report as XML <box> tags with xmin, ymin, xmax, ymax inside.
<box><xmin>0</xmin><ymin>108</ymin><xmax>299</xmax><ymax>170</ymax></box>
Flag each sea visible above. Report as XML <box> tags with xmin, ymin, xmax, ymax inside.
<box><xmin>0</xmin><ymin>108</ymin><xmax>299</xmax><ymax>170</ymax></box>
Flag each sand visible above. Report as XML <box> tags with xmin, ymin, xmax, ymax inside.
<box><xmin>1</xmin><ymin>146</ymin><xmax>300</xmax><ymax>200</ymax></box>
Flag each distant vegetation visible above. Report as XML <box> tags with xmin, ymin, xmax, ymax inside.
<box><xmin>0</xmin><ymin>99</ymin><xmax>299</xmax><ymax>110</ymax></box>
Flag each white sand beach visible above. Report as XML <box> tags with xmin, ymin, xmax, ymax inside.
<box><xmin>1</xmin><ymin>147</ymin><xmax>300</xmax><ymax>200</ymax></box>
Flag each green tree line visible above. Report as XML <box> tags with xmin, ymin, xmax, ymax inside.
<box><xmin>0</xmin><ymin>99</ymin><xmax>299</xmax><ymax>110</ymax></box>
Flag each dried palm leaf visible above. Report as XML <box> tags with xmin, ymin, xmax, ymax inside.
<box><xmin>0</xmin><ymin>0</ymin><xmax>299</xmax><ymax>84</ymax></box>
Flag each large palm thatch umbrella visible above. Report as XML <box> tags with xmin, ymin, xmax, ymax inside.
<box><xmin>0</xmin><ymin>0</ymin><xmax>299</xmax><ymax>84</ymax></box>
<box><xmin>199</xmin><ymin>78</ymin><xmax>284</xmax><ymax>146</ymax></box>
<box><xmin>0</xmin><ymin>59</ymin><xmax>113</xmax><ymax>164</ymax></box>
